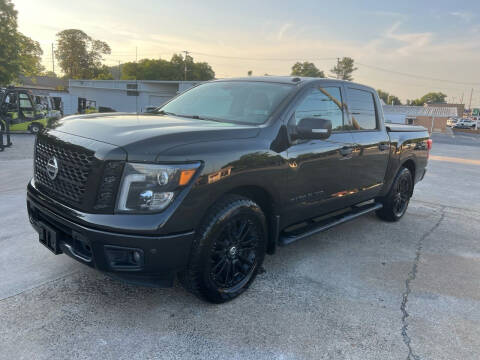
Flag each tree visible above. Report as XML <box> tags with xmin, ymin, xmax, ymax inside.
<box><xmin>121</xmin><ymin>54</ymin><xmax>215</xmax><ymax>81</ymax></box>
<box><xmin>55</xmin><ymin>29</ymin><xmax>111</xmax><ymax>79</ymax></box>
<box><xmin>17</xmin><ymin>33</ymin><xmax>44</xmax><ymax>76</ymax></box>
<box><xmin>331</xmin><ymin>57</ymin><xmax>357</xmax><ymax>81</ymax></box>
<box><xmin>0</xmin><ymin>0</ymin><xmax>44</xmax><ymax>84</ymax></box>
<box><xmin>410</xmin><ymin>92</ymin><xmax>447</xmax><ymax>106</ymax></box>
<box><xmin>247</xmin><ymin>70</ymin><xmax>252</xmax><ymax>76</ymax></box>
<box><xmin>291</xmin><ymin>61</ymin><xmax>325</xmax><ymax>77</ymax></box>
<box><xmin>377</xmin><ymin>89</ymin><xmax>402</xmax><ymax>105</ymax></box>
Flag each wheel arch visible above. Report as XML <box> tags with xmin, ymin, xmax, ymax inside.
<box><xmin>225</xmin><ymin>185</ymin><xmax>279</xmax><ymax>255</ymax></box>
<box><xmin>401</xmin><ymin>158</ymin><xmax>416</xmax><ymax>196</ymax></box>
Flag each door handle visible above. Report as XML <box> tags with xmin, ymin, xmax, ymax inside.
<box><xmin>379</xmin><ymin>143</ymin><xmax>390</xmax><ymax>151</ymax></box>
<box><xmin>339</xmin><ymin>146</ymin><xmax>353</xmax><ymax>156</ymax></box>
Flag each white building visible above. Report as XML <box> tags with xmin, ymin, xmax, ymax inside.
<box><xmin>382</xmin><ymin>105</ymin><xmax>457</xmax><ymax>124</ymax></box>
<box><xmin>68</xmin><ymin>80</ymin><xmax>201</xmax><ymax>114</ymax></box>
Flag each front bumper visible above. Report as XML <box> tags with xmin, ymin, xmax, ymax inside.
<box><xmin>27</xmin><ymin>187</ymin><xmax>195</xmax><ymax>287</ymax></box>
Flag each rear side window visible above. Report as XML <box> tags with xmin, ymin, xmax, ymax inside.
<box><xmin>294</xmin><ymin>86</ymin><xmax>344</xmax><ymax>131</ymax></box>
<box><xmin>346</xmin><ymin>88</ymin><xmax>377</xmax><ymax>130</ymax></box>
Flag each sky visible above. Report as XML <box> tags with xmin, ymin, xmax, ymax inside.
<box><xmin>13</xmin><ymin>0</ymin><xmax>480</xmax><ymax>105</ymax></box>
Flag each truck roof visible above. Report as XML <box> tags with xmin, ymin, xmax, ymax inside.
<box><xmin>213</xmin><ymin>76</ymin><xmax>374</xmax><ymax>91</ymax></box>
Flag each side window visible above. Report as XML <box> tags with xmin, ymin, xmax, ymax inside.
<box><xmin>19</xmin><ymin>93</ymin><xmax>35</xmax><ymax>120</ymax></box>
<box><xmin>346</xmin><ymin>88</ymin><xmax>377</xmax><ymax>130</ymax></box>
<box><xmin>294</xmin><ymin>86</ymin><xmax>344</xmax><ymax>131</ymax></box>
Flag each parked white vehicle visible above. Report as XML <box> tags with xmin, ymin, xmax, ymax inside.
<box><xmin>454</xmin><ymin>119</ymin><xmax>476</xmax><ymax>129</ymax></box>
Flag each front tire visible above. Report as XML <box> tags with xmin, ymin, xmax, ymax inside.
<box><xmin>29</xmin><ymin>123</ymin><xmax>42</xmax><ymax>134</ymax></box>
<box><xmin>376</xmin><ymin>167</ymin><xmax>413</xmax><ymax>222</ymax></box>
<box><xmin>180</xmin><ymin>195</ymin><xmax>267</xmax><ymax>303</ymax></box>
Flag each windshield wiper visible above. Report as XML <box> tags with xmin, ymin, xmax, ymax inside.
<box><xmin>175</xmin><ymin>114</ymin><xmax>209</xmax><ymax>120</ymax></box>
<box><xmin>156</xmin><ymin>111</ymin><xmax>220</xmax><ymax>122</ymax></box>
<box><xmin>155</xmin><ymin>110</ymin><xmax>177</xmax><ymax>116</ymax></box>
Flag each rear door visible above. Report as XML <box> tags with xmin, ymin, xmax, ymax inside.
<box><xmin>344</xmin><ymin>86</ymin><xmax>390</xmax><ymax>202</ymax></box>
<box><xmin>284</xmin><ymin>83</ymin><xmax>358</xmax><ymax>225</ymax></box>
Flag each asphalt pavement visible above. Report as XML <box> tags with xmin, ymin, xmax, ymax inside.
<box><xmin>0</xmin><ymin>132</ymin><xmax>479</xmax><ymax>360</ymax></box>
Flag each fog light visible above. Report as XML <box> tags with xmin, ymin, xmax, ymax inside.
<box><xmin>104</xmin><ymin>246</ymin><xmax>144</xmax><ymax>270</ymax></box>
<box><xmin>133</xmin><ymin>250</ymin><xmax>142</xmax><ymax>264</ymax></box>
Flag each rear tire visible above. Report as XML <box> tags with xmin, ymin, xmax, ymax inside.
<box><xmin>376</xmin><ymin>167</ymin><xmax>413</xmax><ymax>222</ymax></box>
<box><xmin>180</xmin><ymin>195</ymin><xmax>267</xmax><ymax>303</ymax></box>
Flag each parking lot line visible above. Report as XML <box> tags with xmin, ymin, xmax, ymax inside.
<box><xmin>429</xmin><ymin>155</ymin><xmax>480</xmax><ymax>166</ymax></box>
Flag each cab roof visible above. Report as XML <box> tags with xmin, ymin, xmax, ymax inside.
<box><xmin>213</xmin><ymin>76</ymin><xmax>374</xmax><ymax>91</ymax></box>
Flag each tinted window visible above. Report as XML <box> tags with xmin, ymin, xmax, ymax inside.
<box><xmin>346</xmin><ymin>88</ymin><xmax>377</xmax><ymax>130</ymax></box>
<box><xmin>294</xmin><ymin>87</ymin><xmax>344</xmax><ymax>131</ymax></box>
<box><xmin>159</xmin><ymin>81</ymin><xmax>294</xmax><ymax>124</ymax></box>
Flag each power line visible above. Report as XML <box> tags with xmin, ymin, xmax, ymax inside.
<box><xmin>356</xmin><ymin>62</ymin><xmax>479</xmax><ymax>86</ymax></box>
<box><xmin>102</xmin><ymin>49</ymin><xmax>477</xmax><ymax>87</ymax></box>
<box><xmin>189</xmin><ymin>51</ymin><xmax>337</xmax><ymax>62</ymax></box>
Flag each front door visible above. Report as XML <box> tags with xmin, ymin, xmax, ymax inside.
<box><xmin>284</xmin><ymin>83</ymin><xmax>358</xmax><ymax>225</ymax></box>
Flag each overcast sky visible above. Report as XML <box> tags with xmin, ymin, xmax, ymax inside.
<box><xmin>13</xmin><ymin>0</ymin><xmax>480</xmax><ymax>105</ymax></box>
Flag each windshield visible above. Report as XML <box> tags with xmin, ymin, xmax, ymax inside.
<box><xmin>158</xmin><ymin>81</ymin><xmax>294</xmax><ymax>124</ymax></box>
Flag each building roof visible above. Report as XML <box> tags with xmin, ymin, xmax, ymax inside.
<box><xmin>383</xmin><ymin>105</ymin><xmax>457</xmax><ymax>118</ymax></box>
<box><xmin>18</xmin><ymin>75</ymin><xmax>68</xmax><ymax>90</ymax></box>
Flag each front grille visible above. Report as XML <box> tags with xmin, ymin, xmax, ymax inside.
<box><xmin>34</xmin><ymin>139</ymin><xmax>95</xmax><ymax>205</ymax></box>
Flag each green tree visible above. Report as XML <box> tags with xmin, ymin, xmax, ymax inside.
<box><xmin>17</xmin><ymin>33</ymin><xmax>44</xmax><ymax>76</ymax></box>
<box><xmin>121</xmin><ymin>54</ymin><xmax>215</xmax><ymax>81</ymax></box>
<box><xmin>291</xmin><ymin>61</ymin><xmax>325</xmax><ymax>77</ymax></box>
<box><xmin>247</xmin><ymin>70</ymin><xmax>252</xmax><ymax>76</ymax></box>
<box><xmin>377</xmin><ymin>89</ymin><xmax>402</xmax><ymax>105</ymax></box>
<box><xmin>331</xmin><ymin>57</ymin><xmax>357</xmax><ymax>81</ymax></box>
<box><xmin>410</xmin><ymin>92</ymin><xmax>447</xmax><ymax>105</ymax></box>
<box><xmin>55</xmin><ymin>29</ymin><xmax>111</xmax><ymax>79</ymax></box>
<box><xmin>0</xmin><ymin>0</ymin><xmax>19</xmax><ymax>84</ymax></box>
<box><xmin>0</xmin><ymin>0</ymin><xmax>44</xmax><ymax>84</ymax></box>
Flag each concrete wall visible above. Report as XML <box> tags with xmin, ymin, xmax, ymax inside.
<box><xmin>413</xmin><ymin>116</ymin><xmax>449</xmax><ymax>133</ymax></box>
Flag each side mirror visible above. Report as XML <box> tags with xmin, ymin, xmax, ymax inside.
<box><xmin>295</xmin><ymin>117</ymin><xmax>332</xmax><ymax>140</ymax></box>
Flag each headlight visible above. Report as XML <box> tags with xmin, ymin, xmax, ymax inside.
<box><xmin>116</xmin><ymin>162</ymin><xmax>201</xmax><ymax>213</ymax></box>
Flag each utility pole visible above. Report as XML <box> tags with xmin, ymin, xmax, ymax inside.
<box><xmin>336</xmin><ymin>57</ymin><xmax>340</xmax><ymax>79</ymax></box>
<box><xmin>183</xmin><ymin>50</ymin><xmax>190</xmax><ymax>81</ymax></box>
<box><xmin>468</xmin><ymin>88</ymin><xmax>474</xmax><ymax>114</ymax></box>
<box><xmin>51</xmin><ymin>43</ymin><xmax>55</xmax><ymax>74</ymax></box>
<box><xmin>118</xmin><ymin>61</ymin><xmax>121</xmax><ymax>80</ymax></box>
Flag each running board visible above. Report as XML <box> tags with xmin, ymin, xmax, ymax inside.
<box><xmin>278</xmin><ymin>202</ymin><xmax>383</xmax><ymax>246</ymax></box>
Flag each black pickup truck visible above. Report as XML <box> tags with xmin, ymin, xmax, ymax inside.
<box><xmin>27</xmin><ymin>77</ymin><xmax>431</xmax><ymax>303</ymax></box>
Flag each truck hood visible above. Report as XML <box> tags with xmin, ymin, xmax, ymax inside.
<box><xmin>51</xmin><ymin>113</ymin><xmax>260</xmax><ymax>151</ymax></box>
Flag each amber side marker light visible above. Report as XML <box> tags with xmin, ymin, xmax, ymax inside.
<box><xmin>179</xmin><ymin>169</ymin><xmax>196</xmax><ymax>186</ymax></box>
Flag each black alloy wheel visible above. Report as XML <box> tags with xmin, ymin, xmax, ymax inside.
<box><xmin>392</xmin><ymin>173</ymin><xmax>412</xmax><ymax>217</ymax></box>
<box><xmin>376</xmin><ymin>167</ymin><xmax>413</xmax><ymax>222</ymax></box>
<box><xmin>210</xmin><ymin>216</ymin><xmax>260</xmax><ymax>292</ymax></box>
<box><xmin>180</xmin><ymin>195</ymin><xmax>267</xmax><ymax>303</ymax></box>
